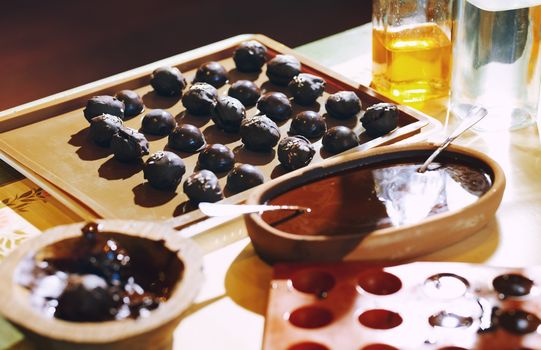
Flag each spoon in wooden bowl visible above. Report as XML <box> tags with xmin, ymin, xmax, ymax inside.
<box><xmin>199</xmin><ymin>202</ymin><xmax>311</xmax><ymax>217</ymax></box>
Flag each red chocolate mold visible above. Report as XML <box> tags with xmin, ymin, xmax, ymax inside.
<box><xmin>358</xmin><ymin>309</ymin><xmax>403</xmax><ymax>329</ymax></box>
<box><xmin>287</xmin><ymin>342</ymin><xmax>330</xmax><ymax>350</ymax></box>
<box><xmin>361</xmin><ymin>345</ymin><xmax>399</xmax><ymax>350</ymax></box>
<box><xmin>357</xmin><ymin>269</ymin><xmax>402</xmax><ymax>295</ymax></box>
<box><xmin>290</xmin><ymin>269</ymin><xmax>335</xmax><ymax>296</ymax></box>
<box><xmin>288</xmin><ymin>306</ymin><xmax>333</xmax><ymax>329</ymax></box>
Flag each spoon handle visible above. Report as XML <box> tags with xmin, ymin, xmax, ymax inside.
<box><xmin>199</xmin><ymin>202</ymin><xmax>311</xmax><ymax>217</ymax></box>
<box><xmin>418</xmin><ymin>106</ymin><xmax>487</xmax><ymax>173</ymax></box>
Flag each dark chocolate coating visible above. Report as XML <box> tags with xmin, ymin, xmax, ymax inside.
<box><xmin>228</xmin><ymin>80</ymin><xmax>261</xmax><ymax>107</ymax></box>
<box><xmin>211</xmin><ymin>96</ymin><xmax>246</xmax><ymax>133</ymax></box>
<box><xmin>289</xmin><ymin>111</ymin><xmax>326</xmax><ymax>139</ymax></box>
<box><xmin>168</xmin><ymin>124</ymin><xmax>206</xmax><ymax>152</ymax></box>
<box><xmin>277</xmin><ymin>136</ymin><xmax>315</xmax><ymax>171</ymax></box>
<box><xmin>233</xmin><ymin>40</ymin><xmax>268</xmax><ymax>72</ymax></box>
<box><xmin>197</xmin><ymin>144</ymin><xmax>235</xmax><ymax>173</ymax></box>
<box><xmin>143</xmin><ymin>151</ymin><xmax>186</xmax><ymax>190</ymax></box>
<box><xmin>266</xmin><ymin>54</ymin><xmax>301</xmax><ymax>86</ymax></box>
<box><xmin>83</xmin><ymin>95</ymin><xmax>125</xmax><ymax>122</ymax></box>
<box><xmin>111</xmin><ymin>126</ymin><xmax>150</xmax><ymax>162</ymax></box>
<box><xmin>288</xmin><ymin>73</ymin><xmax>326</xmax><ymax>105</ymax></box>
<box><xmin>89</xmin><ymin>114</ymin><xmax>123</xmax><ymax>147</ymax></box>
<box><xmin>240</xmin><ymin>115</ymin><xmax>281</xmax><ymax>152</ymax></box>
<box><xmin>361</xmin><ymin>103</ymin><xmax>399</xmax><ymax>136</ymax></box>
<box><xmin>226</xmin><ymin>164</ymin><xmax>264</xmax><ymax>193</ymax></box>
<box><xmin>493</xmin><ymin>274</ymin><xmax>534</xmax><ymax>297</ymax></box>
<box><xmin>325</xmin><ymin>91</ymin><xmax>362</xmax><ymax>119</ymax></box>
<box><xmin>257</xmin><ymin>92</ymin><xmax>292</xmax><ymax>121</ymax></box>
<box><xmin>115</xmin><ymin>90</ymin><xmax>144</xmax><ymax>118</ymax></box>
<box><xmin>193</xmin><ymin>61</ymin><xmax>228</xmax><ymax>88</ymax></box>
<box><xmin>141</xmin><ymin>109</ymin><xmax>176</xmax><ymax>135</ymax></box>
<box><xmin>150</xmin><ymin>66</ymin><xmax>187</xmax><ymax>97</ymax></box>
<box><xmin>181</xmin><ymin>82</ymin><xmax>218</xmax><ymax>116</ymax></box>
<box><xmin>499</xmin><ymin>310</ymin><xmax>541</xmax><ymax>334</ymax></box>
<box><xmin>322</xmin><ymin>126</ymin><xmax>359</xmax><ymax>154</ymax></box>
<box><xmin>183</xmin><ymin>169</ymin><xmax>224</xmax><ymax>203</ymax></box>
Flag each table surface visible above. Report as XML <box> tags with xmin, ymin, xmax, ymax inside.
<box><xmin>3</xmin><ymin>23</ymin><xmax>541</xmax><ymax>349</ymax></box>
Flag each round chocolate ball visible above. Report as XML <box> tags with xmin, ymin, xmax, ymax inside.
<box><xmin>499</xmin><ymin>310</ymin><xmax>541</xmax><ymax>334</ymax></box>
<box><xmin>115</xmin><ymin>90</ymin><xmax>144</xmax><ymax>118</ymax></box>
<box><xmin>111</xmin><ymin>126</ymin><xmax>150</xmax><ymax>162</ymax></box>
<box><xmin>493</xmin><ymin>274</ymin><xmax>534</xmax><ymax>297</ymax></box>
<box><xmin>288</xmin><ymin>73</ymin><xmax>326</xmax><ymax>106</ymax></box>
<box><xmin>325</xmin><ymin>91</ymin><xmax>362</xmax><ymax>119</ymax></box>
<box><xmin>322</xmin><ymin>126</ymin><xmax>359</xmax><ymax>154</ymax></box>
<box><xmin>193</xmin><ymin>61</ymin><xmax>228</xmax><ymax>88</ymax></box>
<box><xmin>289</xmin><ymin>111</ymin><xmax>326</xmax><ymax>139</ymax></box>
<box><xmin>141</xmin><ymin>109</ymin><xmax>176</xmax><ymax>136</ymax></box>
<box><xmin>278</xmin><ymin>136</ymin><xmax>316</xmax><ymax>171</ymax></box>
<box><xmin>89</xmin><ymin>114</ymin><xmax>123</xmax><ymax>147</ymax></box>
<box><xmin>211</xmin><ymin>96</ymin><xmax>246</xmax><ymax>133</ymax></box>
<box><xmin>266</xmin><ymin>54</ymin><xmax>301</xmax><ymax>86</ymax></box>
<box><xmin>143</xmin><ymin>151</ymin><xmax>186</xmax><ymax>190</ymax></box>
<box><xmin>83</xmin><ymin>95</ymin><xmax>124</xmax><ymax>122</ymax></box>
<box><xmin>240</xmin><ymin>115</ymin><xmax>281</xmax><ymax>152</ymax></box>
<box><xmin>168</xmin><ymin>124</ymin><xmax>206</xmax><ymax>152</ymax></box>
<box><xmin>233</xmin><ymin>40</ymin><xmax>268</xmax><ymax>72</ymax></box>
<box><xmin>257</xmin><ymin>92</ymin><xmax>292</xmax><ymax>121</ymax></box>
<box><xmin>361</xmin><ymin>103</ymin><xmax>399</xmax><ymax>137</ymax></box>
<box><xmin>181</xmin><ymin>82</ymin><xmax>218</xmax><ymax>116</ymax></box>
<box><xmin>150</xmin><ymin>66</ymin><xmax>187</xmax><ymax>97</ymax></box>
<box><xmin>228</xmin><ymin>80</ymin><xmax>261</xmax><ymax>107</ymax></box>
<box><xmin>183</xmin><ymin>170</ymin><xmax>224</xmax><ymax>203</ymax></box>
<box><xmin>226</xmin><ymin>164</ymin><xmax>264</xmax><ymax>193</ymax></box>
<box><xmin>197</xmin><ymin>144</ymin><xmax>235</xmax><ymax>173</ymax></box>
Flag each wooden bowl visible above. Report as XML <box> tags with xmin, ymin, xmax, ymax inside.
<box><xmin>244</xmin><ymin>143</ymin><xmax>506</xmax><ymax>263</ymax></box>
<box><xmin>0</xmin><ymin>220</ymin><xmax>203</xmax><ymax>350</ymax></box>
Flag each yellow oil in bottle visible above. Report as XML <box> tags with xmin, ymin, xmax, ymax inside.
<box><xmin>372</xmin><ymin>22</ymin><xmax>452</xmax><ymax>103</ymax></box>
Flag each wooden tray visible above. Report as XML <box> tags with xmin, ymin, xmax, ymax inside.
<box><xmin>0</xmin><ymin>34</ymin><xmax>441</xmax><ymax>223</ymax></box>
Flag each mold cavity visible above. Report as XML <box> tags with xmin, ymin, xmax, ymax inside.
<box><xmin>287</xmin><ymin>342</ymin><xmax>330</xmax><ymax>350</ymax></box>
<box><xmin>357</xmin><ymin>269</ymin><xmax>402</xmax><ymax>295</ymax></box>
<box><xmin>361</xmin><ymin>344</ymin><xmax>399</xmax><ymax>350</ymax></box>
<box><xmin>358</xmin><ymin>309</ymin><xmax>403</xmax><ymax>329</ymax></box>
<box><xmin>288</xmin><ymin>306</ymin><xmax>333</xmax><ymax>329</ymax></box>
<box><xmin>424</xmin><ymin>273</ymin><xmax>469</xmax><ymax>299</ymax></box>
<box><xmin>499</xmin><ymin>309</ymin><xmax>541</xmax><ymax>335</ymax></box>
<box><xmin>290</xmin><ymin>270</ymin><xmax>335</xmax><ymax>297</ymax></box>
<box><xmin>492</xmin><ymin>273</ymin><xmax>534</xmax><ymax>297</ymax></box>
<box><xmin>429</xmin><ymin>311</ymin><xmax>473</xmax><ymax>328</ymax></box>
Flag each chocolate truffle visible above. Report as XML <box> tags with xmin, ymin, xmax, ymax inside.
<box><xmin>228</xmin><ymin>80</ymin><xmax>261</xmax><ymax>107</ymax></box>
<box><xmin>181</xmin><ymin>82</ymin><xmax>218</xmax><ymax>116</ymax></box>
<box><xmin>193</xmin><ymin>61</ymin><xmax>228</xmax><ymax>88</ymax></box>
<box><xmin>266</xmin><ymin>54</ymin><xmax>301</xmax><ymax>86</ymax></box>
<box><xmin>83</xmin><ymin>95</ymin><xmax>124</xmax><ymax>122</ymax></box>
<box><xmin>150</xmin><ymin>66</ymin><xmax>187</xmax><ymax>97</ymax></box>
<box><xmin>111</xmin><ymin>126</ymin><xmax>150</xmax><ymax>162</ymax></box>
<box><xmin>493</xmin><ymin>274</ymin><xmax>534</xmax><ymax>297</ymax></box>
<box><xmin>277</xmin><ymin>136</ymin><xmax>316</xmax><ymax>171</ymax></box>
<box><xmin>226</xmin><ymin>164</ymin><xmax>264</xmax><ymax>193</ymax></box>
<box><xmin>115</xmin><ymin>90</ymin><xmax>144</xmax><ymax>118</ymax></box>
<box><xmin>143</xmin><ymin>151</ymin><xmax>186</xmax><ymax>190</ymax></box>
<box><xmin>289</xmin><ymin>111</ymin><xmax>326</xmax><ymax>139</ymax></box>
<box><xmin>141</xmin><ymin>109</ymin><xmax>176</xmax><ymax>135</ymax></box>
<box><xmin>325</xmin><ymin>91</ymin><xmax>362</xmax><ymax>119</ymax></box>
<box><xmin>257</xmin><ymin>92</ymin><xmax>292</xmax><ymax>121</ymax></box>
<box><xmin>322</xmin><ymin>126</ymin><xmax>359</xmax><ymax>154</ymax></box>
<box><xmin>211</xmin><ymin>96</ymin><xmax>246</xmax><ymax>132</ymax></box>
<box><xmin>288</xmin><ymin>73</ymin><xmax>326</xmax><ymax>105</ymax></box>
<box><xmin>89</xmin><ymin>114</ymin><xmax>123</xmax><ymax>147</ymax></box>
<box><xmin>183</xmin><ymin>170</ymin><xmax>224</xmax><ymax>203</ymax></box>
<box><xmin>197</xmin><ymin>144</ymin><xmax>235</xmax><ymax>173</ymax></box>
<box><xmin>499</xmin><ymin>310</ymin><xmax>541</xmax><ymax>334</ymax></box>
<box><xmin>240</xmin><ymin>115</ymin><xmax>281</xmax><ymax>152</ymax></box>
<box><xmin>168</xmin><ymin>124</ymin><xmax>206</xmax><ymax>152</ymax></box>
<box><xmin>361</xmin><ymin>103</ymin><xmax>399</xmax><ymax>136</ymax></box>
<box><xmin>233</xmin><ymin>40</ymin><xmax>267</xmax><ymax>72</ymax></box>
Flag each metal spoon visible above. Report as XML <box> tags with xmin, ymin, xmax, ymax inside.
<box><xmin>418</xmin><ymin>105</ymin><xmax>488</xmax><ymax>173</ymax></box>
<box><xmin>199</xmin><ymin>202</ymin><xmax>311</xmax><ymax>217</ymax></box>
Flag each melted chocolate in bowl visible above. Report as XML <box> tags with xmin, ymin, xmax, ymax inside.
<box><xmin>262</xmin><ymin>155</ymin><xmax>493</xmax><ymax>236</ymax></box>
<box><xmin>15</xmin><ymin>224</ymin><xmax>184</xmax><ymax>322</ymax></box>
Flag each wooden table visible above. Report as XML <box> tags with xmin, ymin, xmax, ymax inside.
<box><xmin>3</xmin><ymin>23</ymin><xmax>541</xmax><ymax>349</ymax></box>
